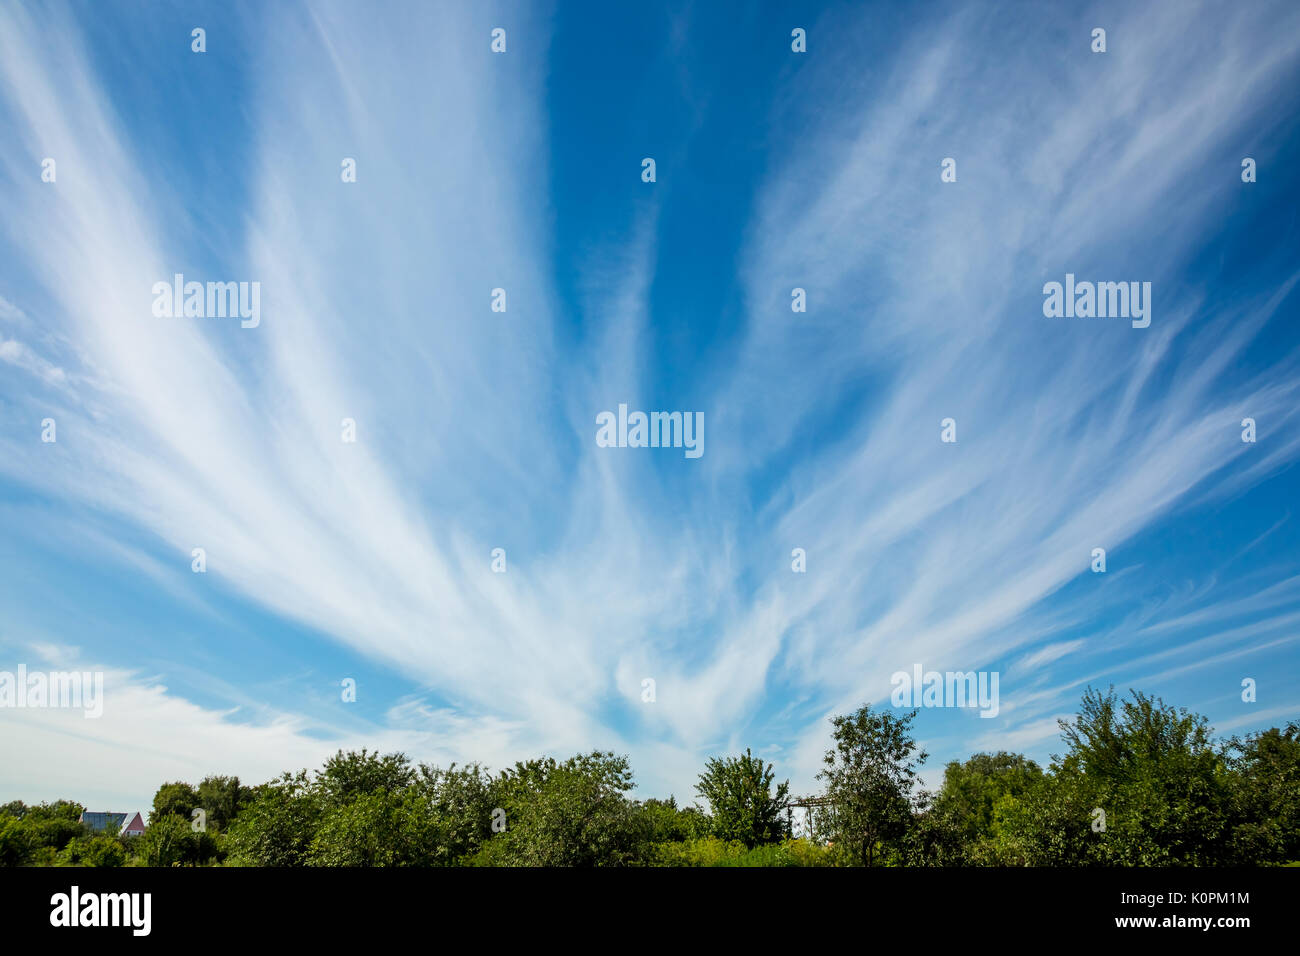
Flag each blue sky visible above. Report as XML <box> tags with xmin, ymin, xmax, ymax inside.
<box><xmin>1</xmin><ymin>0</ymin><xmax>1298</xmax><ymax>812</ymax></box>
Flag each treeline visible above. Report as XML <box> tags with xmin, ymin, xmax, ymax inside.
<box><xmin>2</xmin><ymin>687</ymin><xmax>1297</xmax><ymax>867</ymax></box>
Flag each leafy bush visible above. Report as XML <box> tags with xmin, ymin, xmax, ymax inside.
<box><xmin>135</xmin><ymin>814</ymin><xmax>198</xmax><ymax>866</ymax></box>
<box><xmin>61</xmin><ymin>834</ymin><xmax>127</xmax><ymax>868</ymax></box>
<box><xmin>695</xmin><ymin>749</ymin><xmax>790</xmax><ymax>848</ymax></box>
<box><xmin>224</xmin><ymin>771</ymin><xmax>322</xmax><ymax>867</ymax></box>
<box><xmin>652</xmin><ymin>837</ymin><xmax>833</xmax><ymax>867</ymax></box>
<box><xmin>482</xmin><ymin>752</ymin><xmax>649</xmax><ymax>866</ymax></box>
<box><xmin>309</xmin><ymin>790</ymin><xmax>439</xmax><ymax>867</ymax></box>
<box><xmin>150</xmin><ymin>782</ymin><xmax>199</xmax><ymax>824</ymax></box>
<box><xmin>0</xmin><ymin>813</ymin><xmax>32</xmax><ymax>866</ymax></box>
<box><xmin>638</xmin><ymin>796</ymin><xmax>711</xmax><ymax>843</ymax></box>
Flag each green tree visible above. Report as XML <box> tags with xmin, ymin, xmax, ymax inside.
<box><xmin>224</xmin><ymin>771</ymin><xmax>322</xmax><ymax>867</ymax></box>
<box><xmin>924</xmin><ymin>751</ymin><xmax>1042</xmax><ymax>863</ymax></box>
<box><xmin>24</xmin><ymin>800</ymin><xmax>82</xmax><ymax>821</ymax></box>
<box><xmin>993</xmin><ymin>688</ymin><xmax>1237</xmax><ymax>866</ymax></box>
<box><xmin>61</xmin><ymin>834</ymin><xmax>127</xmax><ymax>867</ymax></box>
<box><xmin>0</xmin><ymin>813</ymin><xmax>32</xmax><ymax>866</ymax></box>
<box><xmin>813</xmin><ymin>705</ymin><xmax>926</xmax><ymax>866</ymax></box>
<box><xmin>135</xmin><ymin>813</ymin><xmax>194</xmax><ymax>867</ymax></box>
<box><xmin>1059</xmin><ymin>688</ymin><xmax>1232</xmax><ymax>865</ymax></box>
<box><xmin>695</xmin><ymin>749</ymin><xmax>790</xmax><ymax>848</ymax></box>
<box><xmin>932</xmin><ymin>752</ymin><xmax>1042</xmax><ymax>838</ymax></box>
<box><xmin>481</xmin><ymin>752</ymin><xmax>647</xmax><ymax>866</ymax></box>
<box><xmin>309</xmin><ymin>789</ymin><xmax>438</xmax><ymax>866</ymax></box>
<box><xmin>316</xmin><ymin>749</ymin><xmax>415</xmax><ymax>807</ymax></box>
<box><xmin>415</xmin><ymin>762</ymin><xmax>506</xmax><ymax>865</ymax></box>
<box><xmin>195</xmin><ymin>775</ymin><xmax>249</xmax><ymax>832</ymax></box>
<box><xmin>1225</xmin><ymin>722</ymin><xmax>1300</xmax><ymax>864</ymax></box>
<box><xmin>150</xmin><ymin>781</ymin><xmax>199</xmax><ymax>824</ymax></box>
<box><xmin>639</xmin><ymin>796</ymin><xmax>711</xmax><ymax>844</ymax></box>
<box><xmin>990</xmin><ymin>770</ymin><xmax>1101</xmax><ymax>866</ymax></box>
<box><xmin>21</xmin><ymin>801</ymin><xmax>87</xmax><ymax>853</ymax></box>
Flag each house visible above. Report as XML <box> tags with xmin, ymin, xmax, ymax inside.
<box><xmin>80</xmin><ymin>810</ymin><xmax>147</xmax><ymax>837</ymax></box>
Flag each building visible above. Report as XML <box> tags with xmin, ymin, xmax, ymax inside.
<box><xmin>80</xmin><ymin>810</ymin><xmax>147</xmax><ymax>837</ymax></box>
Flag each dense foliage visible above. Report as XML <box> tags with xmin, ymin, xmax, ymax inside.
<box><xmin>695</xmin><ymin>748</ymin><xmax>790</xmax><ymax>847</ymax></box>
<box><xmin>3</xmin><ymin>688</ymin><xmax>1296</xmax><ymax>867</ymax></box>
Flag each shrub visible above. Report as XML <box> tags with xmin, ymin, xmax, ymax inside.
<box><xmin>61</xmin><ymin>834</ymin><xmax>127</xmax><ymax>868</ymax></box>
<box><xmin>0</xmin><ymin>813</ymin><xmax>32</xmax><ymax>866</ymax></box>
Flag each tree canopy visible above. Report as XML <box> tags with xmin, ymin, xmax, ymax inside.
<box><xmin>3</xmin><ymin>687</ymin><xmax>1296</xmax><ymax>868</ymax></box>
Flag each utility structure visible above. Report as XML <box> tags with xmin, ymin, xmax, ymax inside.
<box><xmin>782</xmin><ymin>794</ymin><xmax>832</xmax><ymax>838</ymax></box>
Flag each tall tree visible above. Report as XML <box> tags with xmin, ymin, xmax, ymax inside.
<box><xmin>993</xmin><ymin>688</ymin><xmax>1236</xmax><ymax>866</ymax></box>
<box><xmin>150</xmin><ymin>781</ymin><xmax>198</xmax><ymax>824</ymax></box>
<box><xmin>309</xmin><ymin>789</ymin><xmax>437</xmax><ymax>867</ymax></box>
<box><xmin>415</xmin><ymin>762</ymin><xmax>506</xmax><ymax>865</ymax></box>
<box><xmin>639</xmin><ymin>796</ymin><xmax>711</xmax><ymax>844</ymax></box>
<box><xmin>932</xmin><ymin>752</ymin><xmax>1041</xmax><ymax>844</ymax></box>
<box><xmin>225</xmin><ymin>771</ymin><xmax>323</xmax><ymax>867</ymax></box>
<box><xmin>136</xmin><ymin>813</ymin><xmax>196</xmax><ymax>867</ymax></box>
<box><xmin>316</xmin><ymin>749</ymin><xmax>415</xmax><ymax>806</ymax></box>
<box><xmin>195</xmin><ymin>775</ymin><xmax>248</xmax><ymax>831</ymax></box>
<box><xmin>695</xmin><ymin>749</ymin><xmax>790</xmax><ymax>848</ymax></box>
<box><xmin>19</xmin><ymin>801</ymin><xmax>87</xmax><ymax>853</ymax></box>
<box><xmin>482</xmin><ymin>752</ymin><xmax>647</xmax><ymax>866</ymax></box>
<box><xmin>814</xmin><ymin>705</ymin><xmax>926</xmax><ymax>866</ymax></box>
<box><xmin>1225</xmin><ymin>722</ymin><xmax>1300</xmax><ymax>863</ymax></box>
